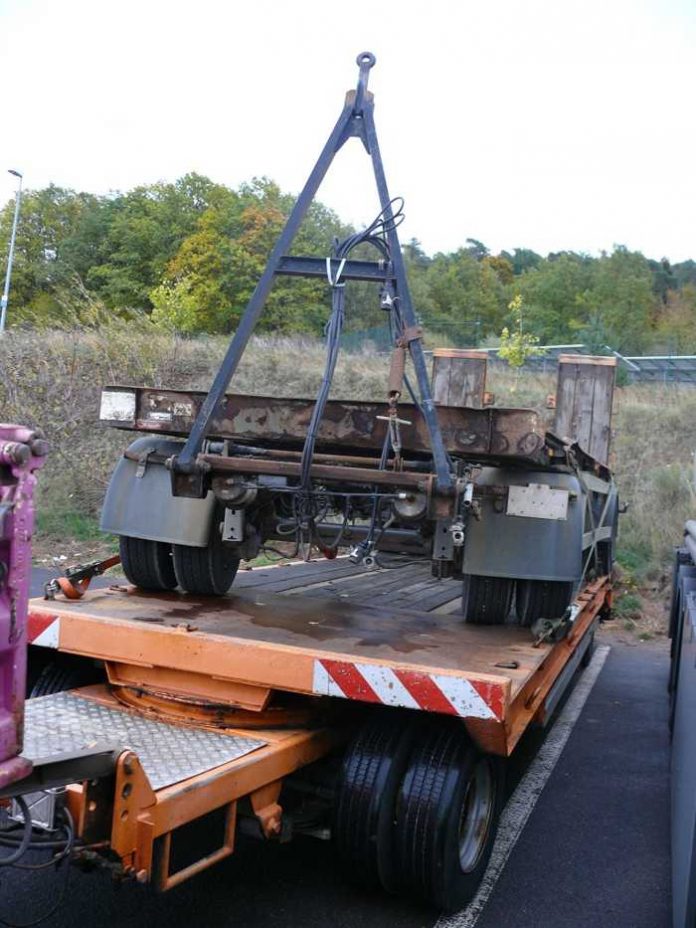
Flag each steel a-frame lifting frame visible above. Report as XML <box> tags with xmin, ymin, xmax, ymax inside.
<box><xmin>171</xmin><ymin>51</ymin><xmax>453</xmax><ymax>495</ymax></box>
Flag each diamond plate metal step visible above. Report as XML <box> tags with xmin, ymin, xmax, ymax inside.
<box><xmin>23</xmin><ymin>693</ymin><xmax>266</xmax><ymax>790</ymax></box>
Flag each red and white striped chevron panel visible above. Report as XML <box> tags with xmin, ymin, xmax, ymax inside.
<box><xmin>27</xmin><ymin>613</ymin><xmax>60</xmax><ymax>648</ymax></box>
<box><xmin>312</xmin><ymin>658</ymin><xmax>505</xmax><ymax>721</ymax></box>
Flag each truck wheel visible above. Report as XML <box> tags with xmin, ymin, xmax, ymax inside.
<box><xmin>462</xmin><ymin>575</ymin><xmax>514</xmax><ymax>625</ymax></box>
<box><xmin>119</xmin><ymin>535</ymin><xmax>177</xmax><ymax>591</ymax></box>
<box><xmin>516</xmin><ymin>580</ymin><xmax>574</xmax><ymax>627</ymax></box>
<box><xmin>596</xmin><ymin>496</ymin><xmax>619</xmax><ymax>577</ymax></box>
<box><xmin>334</xmin><ymin>712</ymin><xmax>418</xmax><ymax>890</ymax></box>
<box><xmin>580</xmin><ymin>630</ymin><xmax>595</xmax><ymax>668</ymax></box>
<box><xmin>30</xmin><ymin>654</ymin><xmax>104</xmax><ymax>698</ymax></box>
<box><xmin>392</xmin><ymin>720</ymin><xmax>503</xmax><ymax>912</ymax></box>
<box><xmin>172</xmin><ymin>526</ymin><xmax>240</xmax><ymax>597</ymax></box>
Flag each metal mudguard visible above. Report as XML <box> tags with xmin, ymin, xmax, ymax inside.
<box><xmin>463</xmin><ymin>467</ymin><xmax>584</xmax><ymax>583</ymax></box>
<box><xmin>100</xmin><ymin>437</ymin><xmax>215</xmax><ymax>547</ymax></box>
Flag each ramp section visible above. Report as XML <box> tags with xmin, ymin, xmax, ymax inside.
<box><xmin>23</xmin><ymin>692</ymin><xmax>265</xmax><ymax>790</ymax></box>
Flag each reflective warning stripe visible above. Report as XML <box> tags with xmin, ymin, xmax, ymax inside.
<box><xmin>312</xmin><ymin>658</ymin><xmax>504</xmax><ymax>721</ymax></box>
<box><xmin>27</xmin><ymin>613</ymin><xmax>60</xmax><ymax>648</ymax></box>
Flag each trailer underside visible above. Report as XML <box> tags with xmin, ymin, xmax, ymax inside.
<box><xmin>18</xmin><ymin>559</ymin><xmax>609</xmax><ymax>895</ymax></box>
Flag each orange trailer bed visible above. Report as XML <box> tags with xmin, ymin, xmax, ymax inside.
<box><xmin>17</xmin><ymin>559</ymin><xmax>610</xmax><ymax>890</ymax></box>
<box><xmin>27</xmin><ymin>559</ymin><xmax>610</xmax><ymax>756</ymax></box>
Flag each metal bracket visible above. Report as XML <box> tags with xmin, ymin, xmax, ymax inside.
<box><xmin>171</xmin><ymin>52</ymin><xmax>452</xmax><ymax>495</ymax></box>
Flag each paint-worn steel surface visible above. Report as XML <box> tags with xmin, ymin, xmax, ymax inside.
<box><xmin>0</xmin><ymin>425</ymin><xmax>48</xmax><ymax>788</ymax></box>
<box><xmin>101</xmin><ymin>387</ymin><xmax>550</xmax><ymax>464</ymax></box>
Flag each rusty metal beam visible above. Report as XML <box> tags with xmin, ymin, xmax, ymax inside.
<box><xmin>103</xmin><ymin>387</ymin><xmax>550</xmax><ymax>464</ymax></box>
<box><xmin>197</xmin><ymin>453</ymin><xmax>432</xmax><ymax>490</ymax></box>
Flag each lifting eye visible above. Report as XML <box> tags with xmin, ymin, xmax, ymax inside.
<box><xmin>356</xmin><ymin>51</ymin><xmax>376</xmax><ymax>68</ymax></box>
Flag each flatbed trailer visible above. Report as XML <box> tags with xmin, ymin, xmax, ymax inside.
<box><xmin>16</xmin><ymin>558</ymin><xmax>611</xmax><ymax>908</ymax></box>
<box><xmin>2</xmin><ymin>54</ymin><xmax>618</xmax><ymax>913</ymax></box>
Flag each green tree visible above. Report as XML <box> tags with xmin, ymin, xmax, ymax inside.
<box><xmin>84</xmin><ymin>173</ymin><xmax>227</xmax><ymax>309</ymax></box>
<box><xmin>152</xmin><ymin>177</ymin><xmax>350</xmax><ymax>334</ymax></box>
<box><xmin>588</xmin><ymin>247</ymin><xmax>655</xmax><ymax>352</ymax></box>
<box><xmin>500</xmin><ymin>247</ymin><xmax>542</xmax><ymax>275</ymax></box>
<box><xmin>512</xmin><ymin>252</ymin><xmax>594</xmax><ymax>344</ymax></box>
<box><xmin>0</xmin><ymin>184</ymin><xmax>100</xmax><ymax>320</ymax></box>
<box><xmin>421</xmin><ymin>248</ymin><xmax>507</xmax><ymax>344</ymax></box>
<box><xmin>653</xmin><ymin>284</ymin><xmax>696</xmax><ymax>353</ymax></box>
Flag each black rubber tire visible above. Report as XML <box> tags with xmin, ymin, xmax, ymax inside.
<box><xmin>119</xmin><ymin>535</ymin><xmax>177</xmax><ymax>592</ymax></box>
<box><xmin>30</xmin><ymin>655</ymin><xmax>104</xmax><ymax>698</ymax></box>
<box><xmin>334</xmin><ymin>712</ymin><xmax>419</xmax><ymax>891</ymax></box>
<box><xmin>462</xmin><ymin>575</ymin><xmax>514</xmax><ymax>625</ymax></box>
<box><xmin>392</xmin><ymin>719</ymin><xmax>504</xmax><ymax>912</ymax></box>
<box><xmin>515</xmin><ymin>579</ymin><xmax>574</xmax><ymax>627</ymax></box>
<box><xmin>580</xmin><ymin>630</ymin><xmax>595</xmax><ymax>668</ymax></box>
<box><xmin>172</xmin><ymin>520</ymin><xmax>240</xmax><ymax>597</ymax></box>
<box><xmin>596</xmin><ymin>494</ymin><xmax>619</xmax><ymax>577</ymax></box>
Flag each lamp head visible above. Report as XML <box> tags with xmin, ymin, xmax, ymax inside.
<box><xmin>7</xmin><ymin>170</ymin><xmax>22</xmax><ymax>179</ymax></box>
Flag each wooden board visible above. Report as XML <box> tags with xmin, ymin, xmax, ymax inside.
<box><xmin>431</xmin><ymin>349</ymin><xmax>487</xmax><ymax>408</ymax></box>
<box><xmin>554</xmin><ymin>355</ymin><xmax>616</xmax><ymax>464</ymax></box>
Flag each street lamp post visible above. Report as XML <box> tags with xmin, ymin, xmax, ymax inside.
<box><xmin>0</xmin><ymin>170</ymin><xmax>23</xmax><ymax>334</ymax></box>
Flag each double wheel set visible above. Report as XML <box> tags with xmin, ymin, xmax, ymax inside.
<box><xmin>334</xmin><ymin>711</ymin><xmax>504</xmax><ymax>912</ymax></box>
<box><xmin>120</xmin><ymin>534</ymin><xmax>578</xmax><ymax>631</ymax></box>
<box><xmin>462</xmin><ymin>574</ymin><xmax>574</xmax><ymax>627</ymax></box>
<box><xmin>119</xmin><ymin>531</ymin><xmax>240</xmax><ymax>597</ymax></box>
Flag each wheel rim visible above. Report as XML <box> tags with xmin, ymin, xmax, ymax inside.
<box><xmin>457</xmin><ymin>758</ymin><xmax>495</xmax><ymax>872</ymax></box>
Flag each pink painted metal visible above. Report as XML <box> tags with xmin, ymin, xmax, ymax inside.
<box><xmin>0</xmin><ymin>425</ymin><xmax>48</xmax><ymax>789</ymax></box>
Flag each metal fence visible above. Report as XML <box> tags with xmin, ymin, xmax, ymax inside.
<box><xmin>341</xmin><ymin>329</ymin><xmax>696</xmax><ymax>384</ymax></box>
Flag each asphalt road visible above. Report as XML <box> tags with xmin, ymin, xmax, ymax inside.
<box><xmin>0</xmin><ymin>574</ymin><xmax>671</xmax><ymax>928</ymax></box>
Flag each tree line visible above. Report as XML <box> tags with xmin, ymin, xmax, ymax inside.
<box><xmin>2</xmin><ymin>172</ymin><xmax>696</xmax><ymax>354</ymax></box>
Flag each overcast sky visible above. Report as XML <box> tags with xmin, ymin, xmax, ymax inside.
<box><xmin>1</xmin><ymin>0</ymin><xmax>694</xmax><ymax>261</ymax></box>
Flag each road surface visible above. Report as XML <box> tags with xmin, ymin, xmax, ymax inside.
<box><xmin>0</xmin><ymin>572</ymin><xmax>670</xmax><ymax>928</ymax></box>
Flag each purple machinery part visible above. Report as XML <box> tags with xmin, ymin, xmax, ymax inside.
<box><xmin>0</xmin><ymin>425</ymin><xmax>48</xmax><ymax>789</ymax></box>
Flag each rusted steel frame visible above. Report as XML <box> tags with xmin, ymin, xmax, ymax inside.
<box><xmin>105</xmin><ymin>662</ymin><xmax>273</xmax><ymax>712</ymax></box>
<box><xmin>506</xmin><ymin>579</ymin><xmax>610</xmax><ymax>753</ymax></box>
<box><xmin>104</xmin><ymin>386</ymin><xmax>549</xmax><ymax>462</ymax></box>
<box><xmin>545</xmin><ymin>431</ymin><xmax>612</xmax><ymax>481</ymax></box>
<box><xmin>171</xmin><ymin>84</ymin><xmax>360</xmax><ymax>474</ymax></box>
<box><xmin>109</xmin><ymin>676</ymin><xmax>319</xmax><ymax>730</ymax></box>
<box><xmin>197</xmin><ymin>453</ymin><xmax>434</xmax><ymax>492</ymax></box>
<box><xmin>122</xmin><ymin>445</ymin><xmax>427</xmax><ymax>472</ymax></box>
<box><xmin>219</xmin><ymin>445</ymin><xmax>430</xmax><ymax>471</ymax></box>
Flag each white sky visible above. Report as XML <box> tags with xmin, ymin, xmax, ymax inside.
<box><xmin>1</xmin><ymin>0</ymin><xmax>695</xmax><ymax>262</ymax></box>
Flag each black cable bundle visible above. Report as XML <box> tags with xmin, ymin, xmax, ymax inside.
<box><xmin>0</xmin><ymin>802</ymin><xmax>75</xmax><ymax>927</ymax></box>
<box><xmin>298</xmin><ymin>198</ymin><xmax>405</xmax><ymax>491</ymax></box>
<box><xmin>287</xmin><ymin>198</ymin><xmax>424</xmax><ymax>561</ymax></box>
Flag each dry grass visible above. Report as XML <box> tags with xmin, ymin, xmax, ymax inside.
<box><xmin>0</xmin><ymin>327</ymin><xmax>392</xmax><ymax>561</ymax></box>
<box><xmin>2</xmin><ymin>327</ymin><xmax>695</xmax><ymax>621</ymax></box>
